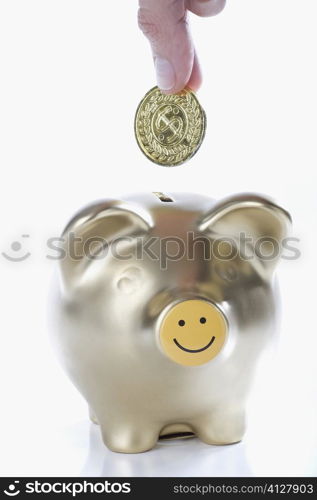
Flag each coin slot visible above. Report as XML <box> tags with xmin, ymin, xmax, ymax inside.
<box><xmin>153</xmin><ymin>192</ymin><xmax>174</xmax><ymax>203</ymax></box>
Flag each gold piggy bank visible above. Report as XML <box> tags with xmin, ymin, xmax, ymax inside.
<box><xmin>52</xmin><ymin>192</ymin><xmax>291</xmax><ymax>453</ymax></box>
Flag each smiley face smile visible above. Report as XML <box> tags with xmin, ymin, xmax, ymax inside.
<box><xmin>173</xmin><ymin>336</ymin><xmax>216</xmax><ymax>353</ymax></box>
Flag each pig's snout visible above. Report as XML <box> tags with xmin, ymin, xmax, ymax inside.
<box><xmin>158</xmin><ymin>299</ymin><xmax>228</xmax><ymax>367</ymax></box>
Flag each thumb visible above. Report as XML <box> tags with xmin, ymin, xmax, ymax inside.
<box><xmin>138</xmin><ymin>0</ymin><xmax>194</xmax><ymax>94</ymax></box>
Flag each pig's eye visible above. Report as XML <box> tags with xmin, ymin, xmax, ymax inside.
<box><xmin>200</xmin><ymin>317</ymin><xmax>206</xmax><ymax>324</ymax></box>
<box><xmin>117</xmin><ymin>277</ymin><xmax>135</xmax><ymax>294</ymax></box>
<box><xmin>178</xmin><ymin>320</ymin><xmax>185</xmax><ymax>327</ymax></box>
<box><xmin>116</xmin><ymin>267</ymin><xmax>142</xmax><ymax>294</ymax></box>
<box><xmin>215</xmin><ymin>263</ymin><xmax>238</xmax><ymax>282</ymax></box>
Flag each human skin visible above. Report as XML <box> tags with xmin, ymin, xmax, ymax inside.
<box><xmin>138</xmin><ymin>0</ymin><xmax>226</xmax><ymax>94</ymax></box>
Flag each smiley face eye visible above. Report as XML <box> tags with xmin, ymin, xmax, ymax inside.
<box><xmin>178</xmin><ymin>319</ymin><xmax>185</xmax><ymax>327</ymax></box>
<box><xmin>200</xmin><ymin>317</ymin><xmax>206</xmax><ymax>324</ymax></box>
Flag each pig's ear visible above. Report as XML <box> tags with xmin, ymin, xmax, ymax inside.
<box><xmin>198</xmin><ymin>193</ymin><xmax>292</xmax><ymax>275</ymax></box>
<box><xmin>59</xmin><ymin>199</ymin><xmax>152</xmax><ymax>293</ymax></box>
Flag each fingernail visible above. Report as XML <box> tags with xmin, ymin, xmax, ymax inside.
<box><xmin>155</xmin><ymin>57</ymin><xmax>175</xmax><ymax>91</ymax></box>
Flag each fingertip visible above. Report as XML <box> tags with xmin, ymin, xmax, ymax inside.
<box><xmin>159</xmin><ymin>74</ymin><xmax>201</xmax><ymax>95</ymax></box>
<box><xmin>161</xmin><ymin>52</ymin><xmax>201</xmax><ymax>95</ymax></box>
<box><xmin>157</xmin><ymin>62</ymin><xmax>194</xmax><ymax>95</ymax></box>
<box><xmin>187</xmin><ymin>0</ymin><xmax>226</xmax><ymax>18</ymax></box>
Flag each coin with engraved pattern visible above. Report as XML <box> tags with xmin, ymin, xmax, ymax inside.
<box><xmin>134</xmin><ymin>86</ymin><xmax>206</xmax><ymax>167</ymax></box>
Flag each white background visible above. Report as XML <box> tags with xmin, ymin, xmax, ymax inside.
<box><xmin>0</xmin><ymin>0</ymin><xmax>316</xmax><ymax>477</ymax></box>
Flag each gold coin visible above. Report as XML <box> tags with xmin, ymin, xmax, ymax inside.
<box><xmin>134</xmin><ymin>86</ymin><xmax>206</xmax><ymax>167</ymax></box>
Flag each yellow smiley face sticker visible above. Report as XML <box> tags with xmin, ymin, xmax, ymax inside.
<box><xmin>159</xmin><ymin>299</ymin><xmax>228</xmax><ymax>366</ymax></box>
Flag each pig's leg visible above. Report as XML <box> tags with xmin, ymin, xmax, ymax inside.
<box><xmin>99</xmin><ymin>420</ymin><xmax>160</xmax><ymax>453</ymax></box>
<box><xmin>192</xmin><ymin>408</ymin><xmax>246</xmax><ymax>445</ymax></box>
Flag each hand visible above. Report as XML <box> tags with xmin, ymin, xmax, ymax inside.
<box><xmin>138</xmin><ymin>0</ymin><xmax>226</xmax><ymax>94</ymax></box>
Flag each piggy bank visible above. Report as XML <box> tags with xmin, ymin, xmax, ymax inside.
<box><xmin>52</xmin><ymin>192</ymin><xmax>291</xmax><ymax>453</ymax></box>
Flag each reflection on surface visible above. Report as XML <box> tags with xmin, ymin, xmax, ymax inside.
<box><xmin>81</xmin><ymin>423</ymin><xmax>252</xmax><ymax>477</ymax></box>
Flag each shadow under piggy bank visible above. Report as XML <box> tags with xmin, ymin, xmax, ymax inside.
<box><xmin>81</xmin><ymin>423</ymin><xmax>252</xmax><ymax>477</ymax></box>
